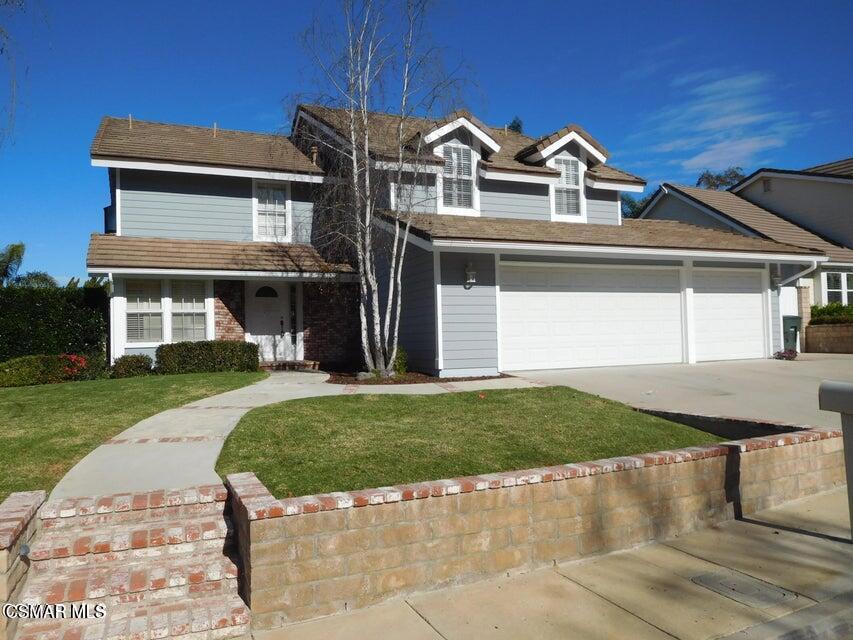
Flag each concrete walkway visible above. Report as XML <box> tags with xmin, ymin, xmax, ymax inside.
<box><xmin>51</xmin><ymin>372</ymin><xmax>539</xmax><ymax>498</ymax></box>
<box><xmin>514</xmin><ymin>353</ymin><xmax>853</xmax><ymax>428</ymax></box>
<box><xmin>259</xmin><ymin>487</ymin><xmax>853</xmax><ymax>640</ymax></box>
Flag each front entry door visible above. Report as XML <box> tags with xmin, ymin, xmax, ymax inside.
<box><xmin>246</xmin><ymin>282</ymin><xmax>292</xmax><ymax>362</ymax></box>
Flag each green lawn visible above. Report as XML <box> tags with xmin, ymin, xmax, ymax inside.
<box><xmin>217</xmin><ymin>387</ymin><xmax>723</xmax><ymax>498</ymax></box>
<box><xmin>0</xmin><ymin>372</ymin><xmax>266</xmax><ymax>501</ymax></box>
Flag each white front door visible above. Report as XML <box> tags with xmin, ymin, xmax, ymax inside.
<box><xmin>499</xmin><ymin>265</ymin><xmax>684</xmax><ymax>370</ymax></box>
<box><xmin>693</xmin><ymin>269</ymin><xmax>766</xmax><ymax>361</ymax></box>
<box><xmin>246</xmin><ymin>282</ymin><xmax>293</xmax><ymax>362</ymax></box>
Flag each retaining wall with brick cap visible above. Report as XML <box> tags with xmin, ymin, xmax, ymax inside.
<box><xmin>226</xmin><ymin>427</ymin><xmax>846</xmax><ymax>631</ymax></box>
<box><xmin>0</xmin><ymin>491</ymin><xmax>45</xmax><ymax>640</ymax></box>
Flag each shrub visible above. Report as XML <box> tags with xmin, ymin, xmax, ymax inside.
<box><xmin>0</xmin><ymin>353</ymin><xmax>106</xmax><ymax>387</ymax></box>
<box><xmin>393</xmin><ymin>345</ymin><xmax>408</xmax><ymax>376</ymax></box>
<box><xmin>155</xmin><ymin>341</ymin><xmax>260</xmax><ymax>375</ymax></box>
<box><xmin>0</xmin><ymin>286</ymin><xmax>108</xmax><ymax>362</ymax></box>
<box><xmin>112</xmin><ymin>354</ymin><xmax>154</xmax><ymax>378</ymax></box>
<box><xmin>773</xmin><ymin>349</ymin><xmax>798</xmax><ymax>361</ymax></box>
<box><xmin>810</xmin><ymin>302</ymin><xmax>853</xmax><ymax>325</ymax></box>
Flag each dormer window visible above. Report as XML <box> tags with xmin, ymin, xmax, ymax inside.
<box><xmin>555</xmin><ymin>158</ymin><xmax>581</xmax><ymax>216</ymax></box>
<box><xmin>442</xmin><ymin>145</ymin><xmax>473</xmax><ymax>208</ymax></box>
<box><xmin>254</xmin><ymin>181</ymin><xmax>291</xmax><ymax>242</ymax></box>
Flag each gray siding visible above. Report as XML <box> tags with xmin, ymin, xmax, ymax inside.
<box><xmin>291</xmin><ymin>183</ymin><xmax>316</xmax><ymax>244</ymax></box>
<box><xmin>439</xmin><ymin>252</ymin><xmax>498</xmax><ymax>375</ymax></box>
<box><xmin>480</xmin><ymin>179</ymin><xmax>550</xmax><ymax>220</ymax></box>
<box><xmin>121</xmin><ymin>170</ymin><xmax>253</xmax><ymax>240</ymax></box>
<box><xmin>644</xmin><ymin>193</ymin><xmax>740</xmax><ymax>232</ymax></box>
<box><xmin>585</xmin><ymin>187</ymin><xmax>620</xmax><ymax>225</ymax></box>
<box><xmin>771</xmin><ymin>287</ymin><xmax>782</xmax><ymax>353</ymax></box>
<box><xmin>399</xmin><ymin>244</ymin><xmax>436</xmax><ymax>373</ymax></box>
<box><xmin>395</xmin><ymin>174</ymin><xmax>437</xmax><ymax>213</ymax></box>
<box><xmin>125</xmin><ymin>346</ymin><xmax>157</xmax><ymax>360</ymax></box>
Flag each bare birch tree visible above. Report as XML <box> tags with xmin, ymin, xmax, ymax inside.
<box><xmin>297</xmin><ymin>0</ymin><xmax>462</xmax><ymax>375</ymax></box>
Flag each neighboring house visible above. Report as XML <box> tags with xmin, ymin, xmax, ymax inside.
<box><xmin>640</xmin><ymin>158</ymin><xmax>853</xmax><ymax>349</ymax></box>
<box><xmin>87</xmin><ymin>109</ymin><xmax>827</xmax><ymax>375</ymax></box>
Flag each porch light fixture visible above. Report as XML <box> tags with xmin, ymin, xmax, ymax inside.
<box><xmin>465</xmin><ymin>260</ymin><xmax>477</xmax><ymax>285</ymax></box>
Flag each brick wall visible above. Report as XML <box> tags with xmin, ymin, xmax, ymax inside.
<box><xmin>227</xmin><ymin>428</ymin><xmax>845</xmax><ymax>631</ymax></box>
<box><xmin>214</xmin><ymin>280</ymin><xmax>246</xmax><ymax>341</ymax></box>
<box><xmin>1</xmin><ymin>491</ymin><xmax>45</xmax><ymax>640</ymax></box>
<box><xmin>303</xmin><ymin>283</ymin><xmax>361</xmax><ymax>368</ymax></box>
<box><xmin>805</xmin><ymin>324</ymin><xmax>853</xmax><ymax>353</ymax></box>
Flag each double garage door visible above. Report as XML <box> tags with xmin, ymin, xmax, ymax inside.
<box><xmin>500</xmin><ymin>264</ymin><xmax>767</xmax><ymax>371</ymax></box>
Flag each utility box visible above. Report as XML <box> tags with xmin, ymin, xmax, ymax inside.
<box><xmin>783</xmin><ymin>315</ymin><xmax>802</xmax><ymax>352</ymax></box>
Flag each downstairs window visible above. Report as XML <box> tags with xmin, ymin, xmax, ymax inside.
<box><xmin>171</xmin><ymin>280</ymin><xmax>207</xmax><ymax>342</ymax></box>
<box><xmin>126</xmin><ymin>279</ymin><xmax>162</xmax><ymax>342</ymax></box>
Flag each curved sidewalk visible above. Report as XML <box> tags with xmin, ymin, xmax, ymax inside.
<box><xmin>52</xmin><ymin>372</ymin><xmax>539</xmax><ymax>498</ymax></box>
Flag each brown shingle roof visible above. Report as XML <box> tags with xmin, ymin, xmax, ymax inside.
<box><xmin>514</xmin><ymin>123</ymin><xmax>609</xmax><ymax>161</ymax></box>
<box><xmin>664</xmin><ymin>184</ymin><xmax>853</xmax><ymax>263</ymax></box>
<box><xmin>91</xmin><ymin>117</ymin><xmax>323</xmax><ymax>175</ymax></box>
<box><xmin>586</xmin><ymin>164</ymin><xmax>645</xmax><ymax>186</ymax></box>
<box><xmin>296</xmin><ymin>105</ymin><xmax>642</xmax><ymax>182</ymax></box>
<box><xmin>86</xmin><ymin>235</ymin><xmax>352</xmax><ymax>273</ymax></box>
<box><xmin>394</xmin><ymin>213</ymin><xmax>820</xmax><ymax>256</ymax></box>
<box><xmin>804</xmin><ymin>157</ymin><xmax>853</xmax><ymax>177</ymax></box>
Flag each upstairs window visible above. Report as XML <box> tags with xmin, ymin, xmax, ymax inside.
<box><xmin>555</xmin><ymin>157</ymin><xmax>581</xmax><ymax>216</ymax></box>
<box><xmin>256</xmin><ymin>184</ymin><xmax>289</xmax><ymax>240</ymax></box>
<box><xmin>826</xmin><ymin>272</ymin><xmax>853</xmax><ymax>304</ymax></box>
<box><xmin>126</xmin><ymin>280</ymin><xmax>162</xmax><ymax>343</ymax></box>
<box><xmin>442</xmin><ymin>145</ymin><xmax>473</xmax><ymax>208</ymax></box>
<box><xmin>171</xmin><ymin>280</ymin><xmax>207</xmax><ymax>342</ymax></box>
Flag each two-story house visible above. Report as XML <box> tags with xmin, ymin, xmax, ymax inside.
<box><xmin>639</xmin><ymin>158</ymin><xmax>853</xmax><ymax>348</ymax></box>
<box><xmin>87</xmin><ymin>108</ymin><xmax>827</xmax><ymax>376</ymax></box>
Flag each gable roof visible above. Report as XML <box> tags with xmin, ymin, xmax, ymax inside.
<box><xmin>87</xmin><ymin>234</ymin><xmax>352</xmax><ymax>273</ymax></box>
<box><xmin>91</xmin><ymin>116</ymin><xmax>323</xmax><ymax>175</ymax></box>
<box><xmin>514</xmin><ymin>123</ymin><xmax>609</xmax><ymax>162</ymax></box>
<box><xmin>655</xmin><ymin>184</ymin><xmax>853</xmax><ymax>263</ymax></box>
<box><xmin>295</xmin><ymin>104</ymin><xmax>642</xmax><ymax>184</ymax></box>
<box><xmin>586</xmin><ymin>164</ymin><xmax>645</xmax><ymax>186</ymax></box>
<box><xmin>393</xmin><ymin>213</ymin><xmax>820</xmax><ymax>257</ymax></box>
<box><xmin>804</xmin><ymin>157</ymin><xmax>853</xmax><ymax>177</ymax></box>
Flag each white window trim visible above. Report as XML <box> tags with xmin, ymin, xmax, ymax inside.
<box><xmin>548</xmin><ymin>150</ymin><xmax>587</xmax><ymax>223</ymax></box>
<box><xmin>113</xmin><ymin>277</ymin><xmax>214</xmax><ymax>360</ymax></box>
<box><xmin>436</xmin><ymin>142</ymin><xmax>480</xmax><ymax>216</ymax></box>
<box><xmin>822</xmin><ymin>270</ymin><xmax>852</xmax><ymax>305</ymax></box>
<box><xmin>423</xmin><ymin>117</ymin><xmax>501</xmax><ymax>153</ymax></box>
<box><xmin>252</xmin><ymin>179</ymin><xmax>293</xmax><ymax>242</ymax></box>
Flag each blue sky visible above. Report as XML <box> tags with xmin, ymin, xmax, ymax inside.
<box><xmin>1</xmin><ymin>0</ymin><xmax>851</xmax><ymax>281</ymax></box>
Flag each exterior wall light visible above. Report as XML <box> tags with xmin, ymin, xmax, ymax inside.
<box><xmin>465</xmin><ymin>260</ymin><xmax>477</xmax><ymax>285</ymax></box>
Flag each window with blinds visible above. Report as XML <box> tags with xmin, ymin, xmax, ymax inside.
<box><xmin>442</xmin><ymin>145</ymin><xmax>473</xmax><ymax>208</ymax></box>
<box><xmin>126</xmin><ymin>280</ymin><xmax>163</xmax><ymax>342</ymax></box>
<box><xmin>555</xmin><ymin>157</ymin><xmax>581</xmax><ymax>216</ymax></box>
<box><xmin>171</xmin><ymin>280</ymin><xmax>207</xmax><ymax>342</ymax></box>
<box><xmin>256</xmin><ymin>184</ymin><xmax>288</xmax><ymax>239</ymax></box>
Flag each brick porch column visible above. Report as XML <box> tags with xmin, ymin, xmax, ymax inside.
<box><xmin>214</xmin><ymin>280</ymin><xmax>246</xmax><ymax>341</ymax></box>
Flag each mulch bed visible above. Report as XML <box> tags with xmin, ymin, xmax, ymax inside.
<box><xmin>325</xmin><ymin>371</ymin><xmax>511</xmax><ymax>385</ymax></box>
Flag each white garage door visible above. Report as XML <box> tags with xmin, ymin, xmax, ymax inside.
<box><xmin>693</xmin><ymin>269</ymin><xmax>766</xmax><ymax>361</ymax></box>
<box><xmin>500</xmin><ymin>265</ymin><xmax>684</xmax><ymax>370</ymax></box>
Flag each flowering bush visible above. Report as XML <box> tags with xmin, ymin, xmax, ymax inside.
<box><xmin>773</xmin><ymin>349</ymin><xmax>798</xmax><ymax>361</ymax></box>
<box><xmin>0</xmin><ymin>352</ymin><xmax>106</xmax><ymax>387</ymax></box>
<box><xmin>61</xmin><ymin>354</ymin><xmax>88</xmax><ymax>377</ymax></box>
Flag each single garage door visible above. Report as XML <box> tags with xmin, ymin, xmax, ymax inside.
<box><xmin>693</xmin><ymin>269</ymin><xmax>766</xmax><ymax>361</ymax></box>
<box><xmin>500</xmin><ymin>265</ymin><xmax>684</xmax><ymax>370</ymax></box>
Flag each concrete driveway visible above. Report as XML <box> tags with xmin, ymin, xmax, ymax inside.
<box><xmin>513</xmin><ymin>353</ymin><xmax>853</xmax><ymax>428</ymax></box>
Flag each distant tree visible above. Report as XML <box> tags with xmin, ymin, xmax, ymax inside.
<box><xmin>507</xmin><ymin>116</ymin><xmax>523</xmax><ymax>134</ymax></box>
<box><xmin>695</xmin><ymin>166</ymin><xmax>745</xmax><ymax>190</ymax></box>
<box><xmin>11</xmin><ymin>270</ymin><xmax>57</xmax><ymax>288</ymax></box>
<box><xmin>0</xmin><ymin>0</ymin><xmax>26</xmax><ymax>149</ymax></box>
<box><xmin>0</xmin><ymin>241</ymin><xmax>24</xmax><ymax>285</ymax></box>
<box><xmin>621</xmin><ymin>193</ymin><xmax>653</xmax><ymax>219</ymax></box>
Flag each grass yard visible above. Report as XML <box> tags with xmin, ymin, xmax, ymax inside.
<box><xmin>217</xmin><ymin>386</ymin><xmax>723</xmax><ymax>498</ymax></box>
<box><xmin>0</xmin><ymin>371</ymin><xmax>266</xmax><ymax>501</ymax></box>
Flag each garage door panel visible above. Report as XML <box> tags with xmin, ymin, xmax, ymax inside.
<box><xmin>499</xmin><ymin>266</ymin><xmax>684</xmax><ymax>370</ymax></box>
<box><xmin>693</xmin><ymin>270</ymin><xmax>765</xmax><ymax>362</ymax></box>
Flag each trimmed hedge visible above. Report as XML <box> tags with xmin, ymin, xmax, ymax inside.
<box><xmin>155</xmin><ymin>341</ymin><xmax>260</xmax><ymax>375</ymax></box>
<box><xmin>0</xmin><ymin>286</ymin><xmax>108</xmax><ymax>361</ymax></box>
<box><xmin>0</xmin><ymin>353</ymin><xmax>107</xmax><ymax>387</ymax></box>
<box><xmin>811</xmin><ymin>302</ymin><xmax>853</xmax><ymax>325</ymax></box>
<box><xmin>112</xmin><ymin>354</ymin><xmax>154</xmax><ymax>378</ymax></box>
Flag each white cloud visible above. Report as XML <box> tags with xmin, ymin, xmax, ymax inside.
<box><xmin>682</xmin><ymin>136</ymin><xmax>786</xmax><ymax>171</ymax></box>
